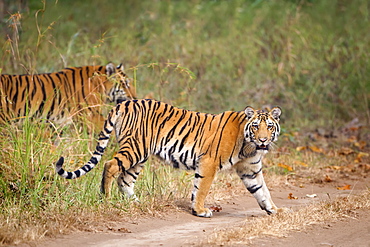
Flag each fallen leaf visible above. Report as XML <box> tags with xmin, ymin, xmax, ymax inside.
<box><xmin>337</xmin><ymin>184</ymin><xmax>351</xmax><ymax>190</ymax></box>
<box><xmin>355</xmin><ymin>152</ymin><xmax>369</xmax><ymax>163</ymax></box>
<box><xmin>118</xmin><ymin>227</ymin><xmax>132</xmax><ymax>233</ymax></box>
<box><xmin>338</xmin><ymin>147</ymin><xmax>355</xmax><ymax>155</ymax></box>
<box><xmin>288</xmin><ymin>193</ymin><xmax>298</xmax><ymax>200</ymax></box>
<box><xmin>324</xmin><ymin>175</ymin><xmax>333</xmax><ymax>182</ymax></box>
<box><xmin>278</xmin><ymin>163</ymin><xmax>294</xmax><ymax>171</ymax></box>
<box><xmin>354</xmin><ymin>141</ymin><xmax>367</xmax><ymax>149</ymax></box>
<box><xmin>210</xmin><ymin>206</ymin><xmax>222</xmax><ymax>212</ymax></box>
<box><xmin>294</xmin><ymin>160</ymin><xmax>308</xmax><ymax>167</ymax></box>
<box><xmin>306</xmin><ymin>194</ymin><xmax>317</xmax><ymax>198</ymax></box>
<box><xmin>327</xmin><ymin>165</ymin><xmax>341</xmax><ymax>170</ymax></box>
<box><xmin>308</xmin><ymin>145</ymin><xmax>324</xmax><ymax>153</ymax></box>
<box><xmin>345</xmin><ymin>164</ymin><xmax>356</xmax><ymax>172</ymax></box>
<box><xmin>296</xmin><ymin>146</ymin><xmax>307</xmax><ymax>152</ymax></box>
<box><xmin>358</xmin><ymin>164</ymin><xmax>370</xmax><ymax>172</ymax></box>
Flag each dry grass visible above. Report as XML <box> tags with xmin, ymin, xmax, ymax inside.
<box><xmin>0</xmin><ymin>202</ymin><xmax>140</xmax><ymax>245</ymax></box>
<box><xmin>1</xmin><ymin>1</ymin><xmax>369</xmax><ymax>245</ymax></box>
<box><xmin>204</xmin><ymin>189</ymin><xmax>370</xmax><ymax>246</ymax></box>
<box><xmin>1</xmin><ymin>121</ymin><xmax>368</xmax><ymax>246</ymax></box>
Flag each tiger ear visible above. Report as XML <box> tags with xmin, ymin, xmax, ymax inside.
<box><xmin>270</xmin><ymin>107</ymin><xmax>282</xmax><ymax>120</ymax></box>
<box><xmin>116</xmin><ymin>63</ymin><xmax>125</xmax><ymax>71</ymax></box>
<box><xmin>244</xmin><ymin>106</ymin><xmax>255</xmax><ymax>119</ymax></box>
<box><xmin>106</xmin><ymin>63</ymin><xmax>115</xmax><ymax>76</ymax></box>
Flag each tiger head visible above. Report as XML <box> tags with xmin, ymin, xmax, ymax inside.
<box><xmin>244</xmin><ymin>106</ymin><xmax>281</xmax><ymax>152</ymax></box>
<box><xmin>105</xmin><ymin>63</ymin><xmax>137</xmax><ymax>104</ymax></box>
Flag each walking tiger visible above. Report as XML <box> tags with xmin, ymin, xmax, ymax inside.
<box><xmin>56</xmin><ymin>99</ymin><xmax>284</xmax><ymax>217</ymax></box>
<box><xmin>0</xmin><ymin>63</ymin><xmax>136</xmax><ymax>125</ymax></box>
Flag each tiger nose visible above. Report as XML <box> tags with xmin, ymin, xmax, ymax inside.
<box><xmin>259</xmin><ymin>137</ymin><xmax>268</xmax><ymax>143</ymax></box>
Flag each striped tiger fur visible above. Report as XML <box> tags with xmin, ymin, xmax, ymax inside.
<box><xmin>0</xmin><ymin>63</ymin><xmax>136</xmax><ymax>124</ymax></box>
<box><xmin>56</xmin><ymin>99</ymin><xmax>284</xmax><ymax>217</ymax></box>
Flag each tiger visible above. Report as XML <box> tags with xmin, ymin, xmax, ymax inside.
<box><xmin>0</xmin><ymin>63</ymin><xmax>136</xmax><ymax>125</ymax></box>
<box><xmin>55</xmin><ymin>99</ymin><xmax>284</xmax><ymax>217</ymax></box>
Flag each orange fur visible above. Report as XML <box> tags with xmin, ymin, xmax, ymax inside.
<box><xmin>56</xmin><ymin>100</ymin><xmax>282</xmax><ymax>217</ymax></box>
<box><xmin>0</xmin><ymin>63</ymin><xmax>136</xmax><ymax>125</ymax></box>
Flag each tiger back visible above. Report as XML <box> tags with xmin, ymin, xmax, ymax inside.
<box><xmin>0</xmin><ymin>63</ymin><xmax>136</xmax><ymax>125</ymax></box>
<box><xmin>56</xmin><ymin>99</ymin><xmax>285</xmax><ymax>217</ymax></box>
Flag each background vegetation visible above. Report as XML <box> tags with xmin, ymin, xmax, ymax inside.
<box><xmin>2</xmin><ymin>0</ymin><xmax>369</xmax><ymax>126</ymax></box>
<box><xmin>0</xmin><ymin>0</ymin><xmax>369</xmax><ymax>245</ymax></box>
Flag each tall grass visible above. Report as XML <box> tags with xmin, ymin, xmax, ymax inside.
<box><xmin>0</xmin><ymin>0</ymin><xmax>369</xmax><ymax>245</ymax></box>
<box><xmin>0</xmin><ymin>118</ymin><xmax>198</xmax><ymax>244</ymax></box>
<box><xmin>1</xmin><ymin>0</ymin><xmax>369</xmax><ymax>126</ymax></box>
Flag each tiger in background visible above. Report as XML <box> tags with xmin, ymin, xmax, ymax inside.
<box><xmin>0</xmin><ymin>63</ymin><xmax>136</xmax><ymax>125</ymax></box>
<box><xmin>56</xmin><ymin>99</ymin><xmax>285</xmax><ymax>217</ymax></box>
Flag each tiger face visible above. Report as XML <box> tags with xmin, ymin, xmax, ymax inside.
<box><xmin>103</xmin><ymin>63</ymin><xmax>136</xmax><ymax>104</ymax></box>
<box><xmin>244</xmin><ymin>106</ymin><xmax>281</xmax><ymax>152</ymax></box>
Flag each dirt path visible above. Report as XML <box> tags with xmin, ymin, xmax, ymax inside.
<box><xmin>22</xmin><ymin>178</ymin><xmax>369</xmax><ymax>247</ymax></box>
<box><xmin>253</xmin><ymin>209</ymin><xmax>370</xmax><ymax>247</ymax></box>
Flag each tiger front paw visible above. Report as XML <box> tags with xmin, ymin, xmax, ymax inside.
<box><xmin>192</xmin><ymin>207</ymin><xmax>213</xmax><ymax>218</ymax></box>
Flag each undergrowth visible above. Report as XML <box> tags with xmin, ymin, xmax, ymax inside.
<box><xmin>0</xmin><ymin>0</ymin><xmax>369</xmax><ymax>245</ymax></box>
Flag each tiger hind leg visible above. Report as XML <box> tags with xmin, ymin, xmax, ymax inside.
<box><xmin>100</xmin><ymin>154</ymin><xmax>132</xmax><ymax>198</ymax></box>
<box><xmin>100</xmin><ymin>159</ymin><xmax>121</xmax><ymax>198</ymax></box>
<box><xmin>116</xmin><ymin>163</ymin><xmax>145</xmax><ymax>201</ymax></box>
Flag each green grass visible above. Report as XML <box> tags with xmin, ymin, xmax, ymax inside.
<box><xmin>1</xmin><ymin>0</ymin><xmax>369</xmax><ymax>126</ymax></box>
<box><xmin>0</xmin><ymin>0</ymin><xmax>369</xmax><ymax>245</ymax></box>
<box><xmin>0</xmin><ymin>119</ymin><xmax>196</xmax><ymax>244</ymax></box>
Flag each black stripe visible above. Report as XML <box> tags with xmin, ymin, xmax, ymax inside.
<box><xmin>213</xmin><ymin>112</ymin><xmax>235</xmax><ymax>157</ymax></box>
<box><xmin>66</xmin><ymin>172</ymin><xmax>73</xmax><ymax>179</ymax></box>
<box><xmin>247</xmin><ymin>184</ymin><xmax>262</xmax><ymax>194</ymax></box>
<box><xmin>122</xmin><ymin>179</ymin><xmax>130</xmax><ymax>187</ymax></box>
<box><xmin>90</xmin><ymin>157</ymin><xmax>98</xmax><ymax>164</ymax></box>
<box><xmin>96</xmin><ymin>146</ymin><xmax>105</xmax><ymax>153</ymax></box>
<box><xmin>114</xmin><ymin>157</ymin><xmax>124</xmax><ymax>171</ymax></box>
<box><xmin>179</xmin><ymin>152</ymin><xmax>188</xmax><ymax>168</ymax></box>
<box><xmin>250</xmin><ymin>157</ymin><xmax>261</xmax><ymax>165</ymax></box>
<box><xmin>75</xmin><ymin>170</ymin><xmax>81</xmax><ymax>177</ymax></box>
<box><xmin>82</xmin><ymin>165</ymin><xmax>92</xmax><ymax>172</ymax></box>
<box><xmin>99</xmin><ymin>135</ymin><xmax>110</xmax><ymax>140</ymax></box>
<box><xmin>241</xmin><ymin>168</ymin><xmax>262</xmax><ymax>180</ymax></box>
<box><xmin>178</xmin><ymin>129</ymin><xmax>191</xmax><ymax>150</ymax></box>
<box><xmin>126</xmin><ymin>171</ymin><xmax>137</xmax><ymax>179</ymax></box>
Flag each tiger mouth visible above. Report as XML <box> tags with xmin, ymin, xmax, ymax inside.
<box><xmin>256</xmin><ymin>144</ymin><xmax>269</xmax><ymax>150</ymax></box>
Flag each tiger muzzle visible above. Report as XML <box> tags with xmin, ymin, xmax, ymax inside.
<box><xmin>256</xmin><ymin>137</ymin><xmax>269</xmax><ymax>150</ymax></box>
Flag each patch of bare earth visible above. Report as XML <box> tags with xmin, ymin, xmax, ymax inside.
<box><xmin>18</xmin><ymin>176</ymin><xmax>369</xmax><ymax>247</ymax></box>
